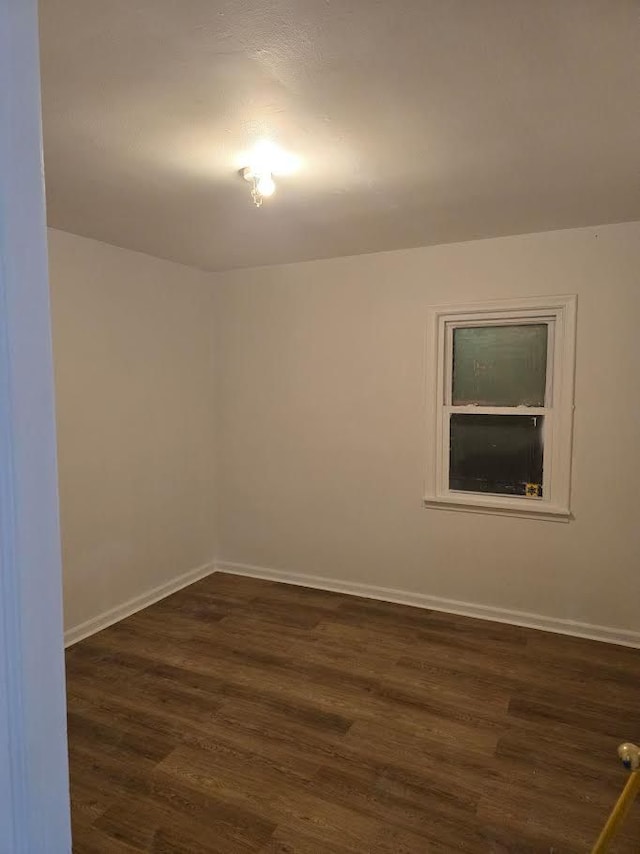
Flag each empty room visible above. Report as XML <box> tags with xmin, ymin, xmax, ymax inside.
<box><xmin>5</xmin><ymin>0</ymin><xmax>640</xmax><ymax>851</ymax></box>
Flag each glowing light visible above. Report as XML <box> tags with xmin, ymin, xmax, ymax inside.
<box><xmin>256</xmin><ymin>172</ymin><xmax>276</xmax><ymax>197</ymax></box>
<box><xmin>238</xmin><ymin>140</ymin><xmax>299</xmax><ymax>206</ymax></box>
<box><xmin>247</xmin><ymin>140</ymin><xmax>300</xmax><ymax>176</ymax></box>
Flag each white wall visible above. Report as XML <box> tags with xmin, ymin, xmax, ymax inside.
<box><xmin>48</xmin><ymin>229</ymin><xmax>216</xmax><ymax>632</ymax></box>
<box><xmin>50</xmin><ymin>221</ymin><xmax>640</xmax><ymax>640</ymax></box>
<box><xmin>214</xmin><ymin>221</ymin><xmax>640</xmax><ymax>636</ymax></box>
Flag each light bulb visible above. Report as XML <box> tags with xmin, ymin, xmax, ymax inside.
<box><xmin>256</xmin><ymin>172</ymin><xmax>276</xmax><ymax>198</ymax></box>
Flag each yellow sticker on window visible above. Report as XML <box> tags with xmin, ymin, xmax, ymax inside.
<box><xmin>525</xmin><ymin>483</ymin><xmax>541</xmax><ymax>498</ymax></box>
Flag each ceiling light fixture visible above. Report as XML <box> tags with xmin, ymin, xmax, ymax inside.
<box><xmin>239</xmin><ymin>140</ymin><xmax>299</xmax><ymax>208</ymax></box>
<box><xmin>242</xmin><ymin>165</ymin><xmax>275</xmax><ymax>207</ymax></box>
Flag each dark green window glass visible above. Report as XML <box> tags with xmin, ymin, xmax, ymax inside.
<box><xmin>449</xmin><ymin>414</ymin><xmax>544</xmax><ymax>496</ymax></box>
<box><xmin>452</xmin><ymin>324</ymin><xmax>548</xmax><ymax>406</ymax></box>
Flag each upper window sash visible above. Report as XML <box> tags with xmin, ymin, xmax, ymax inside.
<box><xmin>444</xmin><ymin>317</ymin><xmax>555</xmax><ymax>409</ymax></box>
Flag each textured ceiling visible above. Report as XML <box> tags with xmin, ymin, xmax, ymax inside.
<box><xmin>39</xmin><ymin>0</ymin><xmax>640</xmax><ymax>271</ymax></box>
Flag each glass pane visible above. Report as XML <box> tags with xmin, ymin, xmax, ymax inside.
<box><xmin>452</xmin><ymin>324</ymin><xmax>548</xmax><ymax>406</ymax></box>
<box><xmin>449</xmin><ymin>414</ymin><xmax>544</xmax><ymax>497</ymax></box>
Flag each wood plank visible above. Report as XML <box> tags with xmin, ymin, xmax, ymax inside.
<box><xmin>66</xmin><ymin>572</ymin><xmax>640</xmax><ymax>853</ymax></box>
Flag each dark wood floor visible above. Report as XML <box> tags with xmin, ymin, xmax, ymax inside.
<box><xmin>66</xmin><ymin>573</ymin><xmax>640</xmax><ymax>853</ymax></box>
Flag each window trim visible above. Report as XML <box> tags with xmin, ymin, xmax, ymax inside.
<box><xmin>424</xmin><ymin>295</ymin><xmax>577</xmax><ymax>522</ymax></box>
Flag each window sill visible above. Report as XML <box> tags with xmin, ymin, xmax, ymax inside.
<box><xmin>422</xmin><ymin>494</ymin><xmax>571</xmax><ymax>522</ymax></box>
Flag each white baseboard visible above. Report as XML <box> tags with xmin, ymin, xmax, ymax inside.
<box><xmin>215</xmin><ymin>560</ymin><xmax>640</xmax><ymax>649</ymax></box>
<box><xmin>63</xmin><ymin>557</ymin><xmax>640</xmax><ymax>650</ymax></box>
<box><xmin>64</xmin><ymin>562</ymin><xmax>215</xmax><ymax>647</ymax></box>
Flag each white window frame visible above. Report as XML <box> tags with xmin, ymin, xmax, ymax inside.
<box><xmin>424</xmin><ymin>295</ymin><xmax>577</xmax><ymax>522</ymax></box>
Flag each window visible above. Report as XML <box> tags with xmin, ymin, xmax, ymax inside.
<box><xmin>424</xmin><ymin>296</ymin><xmax>577</xmax><ymax>521</ymax></box>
